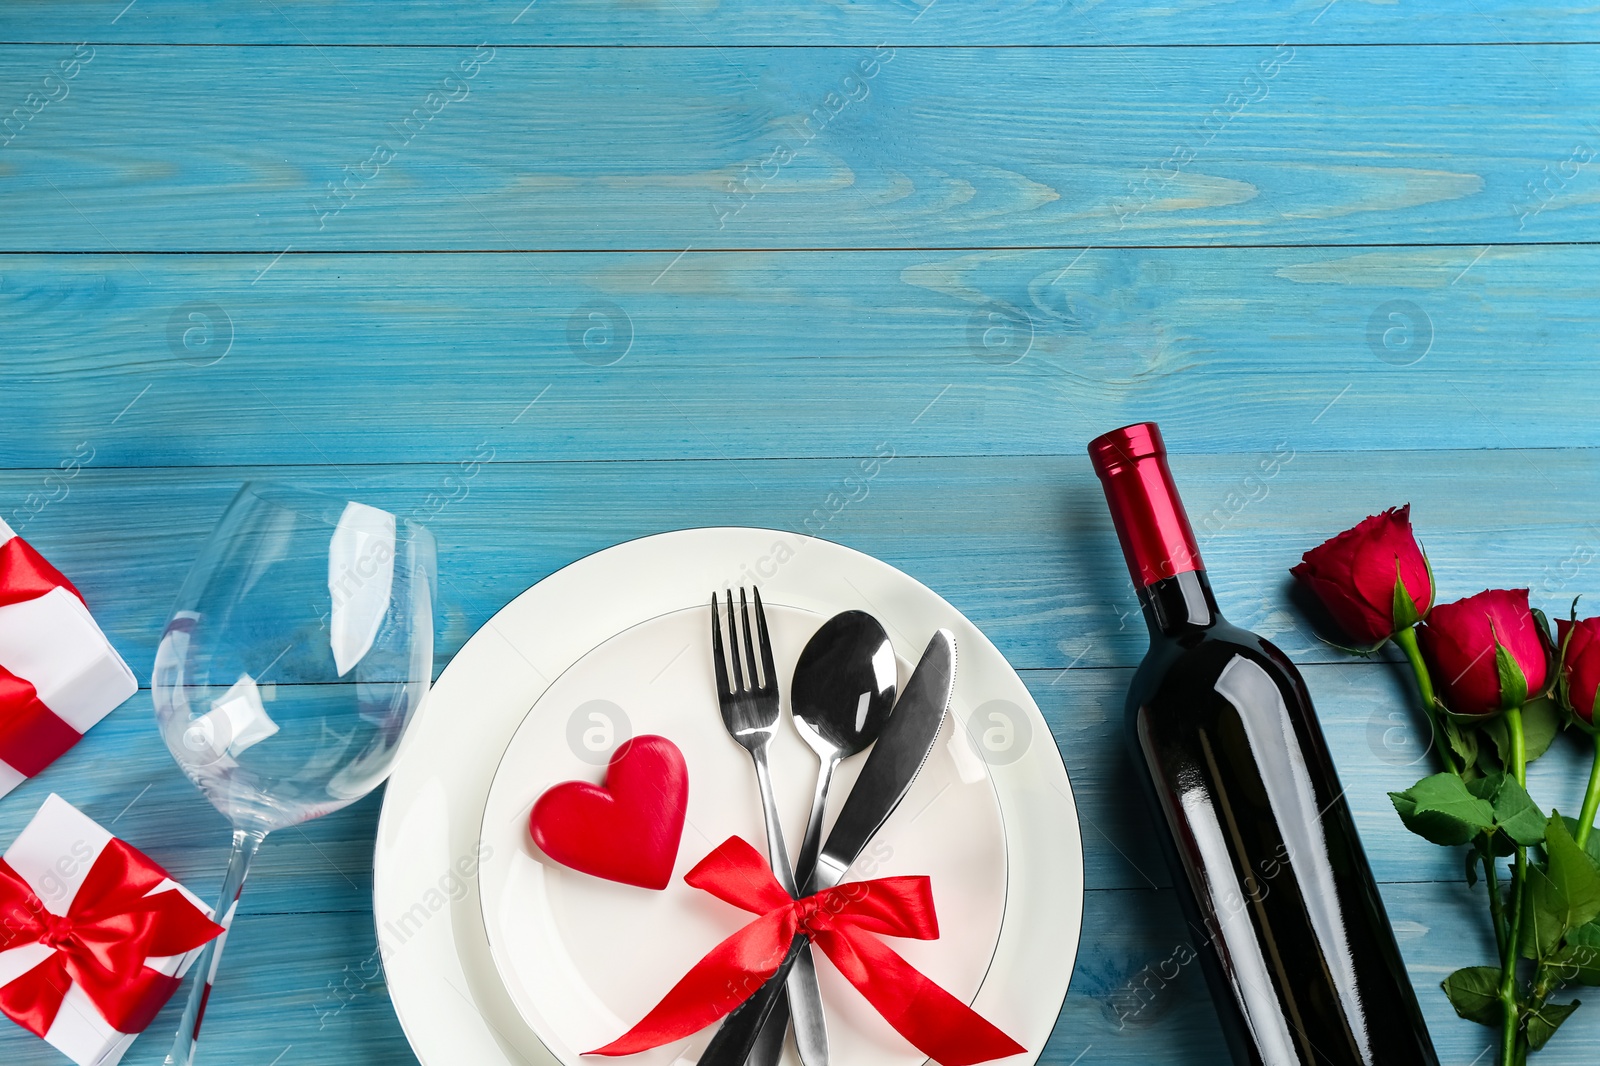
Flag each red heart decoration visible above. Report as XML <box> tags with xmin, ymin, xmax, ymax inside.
<box><xmin>528</xmin><ymin>734</ymin><xmax>689</xmax><ymax>890</ymax></box>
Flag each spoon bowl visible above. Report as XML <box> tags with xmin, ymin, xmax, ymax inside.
<box><xmin>791</xmin><ymin>609</ymin><xmax>898</xmax><ymax>769</ymax></box>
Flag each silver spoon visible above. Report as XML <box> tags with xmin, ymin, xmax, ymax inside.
<box><xmin>744</xmin><ymin>611</ymin><xmax>897</xmax><ymax>1066</ymax></box>
<box><xmin>791</xmin><ymin>610</ymin><xmax>898</xmax><ymax>881</ymax></box>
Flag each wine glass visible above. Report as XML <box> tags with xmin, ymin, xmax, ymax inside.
<box><xmin>152</xmin><ymin>482</ymin><xmax>436</xmax><ymax>1065</ymax></box>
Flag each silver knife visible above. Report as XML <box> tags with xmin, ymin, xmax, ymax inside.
<box><xmin>699</xmin><ymin>629</ymin><xmax>957</xmax><ymax>1066</ymax></box>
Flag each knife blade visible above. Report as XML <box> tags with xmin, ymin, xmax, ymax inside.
<box><xmin>698</xmin><ymin>629</ymin><xmax>956</xmax><ymax>1066</ymax></box>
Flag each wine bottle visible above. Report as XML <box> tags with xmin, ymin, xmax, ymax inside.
<box><xmin>1088</xmin><ymin>422</ymin><xmax>1439</xmax><ymax>1066</ymax></box>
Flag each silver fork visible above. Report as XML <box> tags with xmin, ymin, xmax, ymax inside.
<box><xmin>710</xmin><ymin>588</ymin><xmax>828</xmax><ymax>1066</ymax></box>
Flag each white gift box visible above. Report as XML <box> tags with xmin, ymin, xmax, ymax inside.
<box><xmin>0</xmin><ymin>519</ymin><xmax>137</xmax><ymax>797</ymax></box>
<box><xmin>0</xmin><ymin>794</ymin><xmax>215</xmax><ymax>1066</ymax></box>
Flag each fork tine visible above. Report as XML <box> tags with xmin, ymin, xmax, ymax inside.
<box><xmin>752</xmin><ymin>586</ymin><xmax>776</xmax><ymax>694</ymax></box>
<box><xmin>726</xmin><ymin>588</ymin><xmax>746</xmax><ymax>693</ymax></box>
<box><xmin>739</xmin><ymin>587</ymin><xmax>760</xmax><ymax>691</ymax></box>
<box><xmin>711</xmin><ymin>592</ymin><xmax>730</xmax><ymax>696</ymax></box>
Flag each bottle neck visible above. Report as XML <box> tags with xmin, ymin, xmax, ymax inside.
<box><xmin>1088</xmin><ymin>423</ymin><xmax>1206</xmax><ymax>588</ymax></box>
<box><xmin>1139</xmin><ymin>569</ymin><xmax>1222</xmax><ymax>637</ymax></box>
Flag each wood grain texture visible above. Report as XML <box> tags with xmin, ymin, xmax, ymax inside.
<box><xmin>0</xmin><ymin>659</ymin><xmax>1581</xmax><ymax>1064</ymax></box>
<box><xmin>1</xmin><ymin>452</ymin><xmax>1598</xmax><ymax>1059</ymax></box>
<box><xmin>2</xmin><ymin>45</ymin><xmax>1598</xmax><ymax>250</ymax></box>
<box><xmin>4</xmin><ymin>2</ymin><xmax>1600</xmax><ymax>1063</ymax></box>
<box><xmin>2</xmin><ymin>0</ymin><xmax>1598</xmax><ymax>46</ymax></box>
<box><xmin>3</xmin><ymin>247</ymin><xmax>1598</xmax><ymax>467</ymax></box>
<box><xmin>4</xmin><ymin>452</ymin><xmax>1599</xmax><ymax>678</ymax></box>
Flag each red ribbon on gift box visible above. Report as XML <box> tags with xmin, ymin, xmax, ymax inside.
<box><xmin>0</xmin><ymin>536</ymin><xmax>84</xmax><ymax>612</ymax></box>
<box><xmin>0</xmin><ymin>836</ymin><xmax>224</xmax><ymax>1038</ymax></box>
<box><xmin>588</xmin><ymin>836</ymin><xmax>1024</xmax><ymax>1066</ymax></box>
<box><xmin>0</xmin><ymin>533</ymin><xmax>97</xmax><ymax>781</ymax></box>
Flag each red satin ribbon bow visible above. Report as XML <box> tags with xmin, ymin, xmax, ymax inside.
<box><xmin>0</xmin><ymin>535</ymin><xmax>89</xmax><ymax>778</ymax></box>
<box><xmin>588</xmin><ymin>836</ymin><xmax>1024</xmax><ymax>1066</ymax></box>
<box><xmin>0</xmin><ymin>838</ymin><xmax>224</xmax><ymax>1038</ymax></box>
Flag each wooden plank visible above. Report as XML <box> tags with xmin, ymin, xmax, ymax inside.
<box><xmin>0</xmin><ymin>908</ymin><xmax>416</xmax><ymax>1065</ymax></box>
<box><xmin>2</xmin><ymin>459</ymin><xmax>1596</xmax><ymax>1055</ymax></box>
<box><xmin>3</xmin><ymin>0</ymin><xmax>1598</xmax><ymax>46</ymax></box>
<box><xmin>1</xmin><ymin>46</ymin><xmax>1597</xmax><ymax>249</ymax></box>
<box><xmin>3</xmin><ymin>248</ymin><xmax>1599</xmax><ymax>467</ymax></box>
<box><xmin>2</xmin><ymin>652</ymin><xmax>1582</xmax><ymax>900</ymax></box>
<box><xmin>3</xmin><ymin>451</ymin><xmax>1599</xmax><ymax>678</ymax></box>
<box><xmin>0</xmin><ymin>883</ymin><xmax>1583</xmax><ymax>1064</ymax></box>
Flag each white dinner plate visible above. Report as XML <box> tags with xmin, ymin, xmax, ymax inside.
<box><xmin>374</xmin><ymin>528</ymin><xmax>1082</xmax><ymax>1066</ymax></box>
<box><xmin>478</xmin><ymin>603</ymin><xmax>1007</xmax><ymax>1065</ymax></box>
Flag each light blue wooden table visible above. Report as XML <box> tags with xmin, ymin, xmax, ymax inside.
<box><xmin>3</xmin><ymin>2</ymin><xmax>1599</xmax><ymax>1063</ymax></box>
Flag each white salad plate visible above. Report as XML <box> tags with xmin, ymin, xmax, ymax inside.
<box><xmin>478</xmin><ymin>602</ymin><xmax>1006</xmax><ymax>1066</ymax></box>
<box><xmin>374</xmin><ymin>527</ymin><xmax>1082</xmax><ymax>1066</ymax></box>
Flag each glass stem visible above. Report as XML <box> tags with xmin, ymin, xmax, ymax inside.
<box><xmin>164</xmin><ymin>827</ymin><xmax>266</xmax><ymax>1066</ymax></box>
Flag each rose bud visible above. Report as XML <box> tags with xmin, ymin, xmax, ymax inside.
<box><xmin>1418</xmin><ymin>589</ymin><xmax>1549</xmax><ymax>717</ymax></box>
<box><xmin>1290</xmin><ymin>505</ymin><xmax>1433</xmax><ymax>645</ymax></box>
<box><xmin>1556</xmin><ymin>614</ymin><xmax>1600</xmax><ymax>727</ymax></box>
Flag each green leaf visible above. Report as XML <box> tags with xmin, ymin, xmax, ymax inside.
<box><xmin>1465</xmin><ymin>848</ymin><xmax>1480</xmax><ymax>888</ymax></box>
<box><xmin>1560</xmin><ymin>816</ymin><xmax>1600</xmax><ymax>867</ymax></box>
<box><xmin>1483</xmin><ymin>699</ymin><xmax>1558</xmax><ymax>767</ymax></box>
<box><xmin>1526</xmin><ymin>998</ymin><xmax>1580</xmax><ymax>1051</ymax></box>
<box><xmin>1522</xmin><ymin>696</ymin><xmax>1562</xmax><ymax>763</ymax></box>
<box><xmin>1495</xmin><ymin>638</ymin><xmax>1529</xmax><ymax>713</ymax></box>
<box><xmin>1389</xmin><ymin>773</ymin><xmax>1497</xmax><ymax>846</ymax></box>
<box><xmin>1465</xmin><ymin>774</ymin><xmax>1547</xmax><ymax>847</ymax></box>
<box><xmin>1547</xmin><ymin>922</ymin><xmax>1600</xmax><ymax>986</ymax></box>
<box><xmin>1440</xmin><ymin>966</ymin><xmax>1504</xmax><ymax>1027</ymax></box>
<box><xmin>1443</xmin><ymin>717</ymin><xmax>1480</xmax><ymax>772</ymax></box>
<box><xmin>1525</xmin><ymin>816</ymin><xmax>1600</xmax><ymax>959</ymax></box>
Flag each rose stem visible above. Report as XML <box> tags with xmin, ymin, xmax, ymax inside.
<box><xmin>1393</xmin><ymin>626</ymin><xmax>1459</xmax><ymax>776</ymax></box>
<box><xmin>1498</xmin><ymin>705</ymin><xmax>1529</xmax><ymax>1065</ymax></box>
<box><xmin>1577</xmin><ymin>731</ymin><xmax>1600</xmax><ymax>852</ymax></box>
<box><xmin>1524</xmin><ymin>736</ymin><xmax>1600</xmax><ymax>1016</ymax></box>
<box><xmin>1392</xmin><ymin>626</ymin><xmax>1508</xmax><ymax>959</ymax></box>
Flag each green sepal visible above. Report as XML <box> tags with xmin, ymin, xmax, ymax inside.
<box><xmin>1440</xmin><ymin>965</ymin><xmax>1504</xmax><ymax>1027</ymax></box>
<box><xmin>1392</xmin><ymin>561</ymin><xmax>1425</xmax><ymax>631</ymax></box>
<box><xmin>1557</xmin><ymin>597</ymin><xmax>1600</xmax><ymax>735</ymax></box>
<box><xmin>1420</xmin><ymin>548</ymin><xmax>1437</xmax><ymax>619</ymax></box>
<box><xmin>1441</xmin><ymin>704</ymin><xmax>1502</xmax><ymax>727</ymax></box>
<box><xmin>1532</xmin><ymin>606</ymin><xmax>1558</xmax><ymax>698</ymax></box>
<box><xmin>1526</xmin><ymin>998</ymin><xmax>1581</xmax><ymax>1051</ymax></box>
<box><xmin>1310</xmin><ymin>630</ymin><xmax>1389</xmax><ymax>657</ymax></box>
<box><xmin>1389</xmin><ymin>772</ymin><xmax>1497</xmax><ymax>846</ymax></box>
<box><xmin>1465</xmin><ymin>848</ymin><xmax>1480</xmax><ymax>888</ymax></box>
<box><xmin>1494</xmin><ymin>634</ymin><xmax>1530</xmax><ymax>713</ymax></box>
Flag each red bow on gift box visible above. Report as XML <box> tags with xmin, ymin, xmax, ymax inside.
<box><xmin>0</xmin><ymin>836</ymin><xmax>224</xmax><ymax>1038</ymax></box>
<box><xmin>589</xmin><ymin>835</ymin><xmax>1024</xmax><ymax>1066</ymax></box>
<box><xmin>0</xmin><ymin>534</ymin><xmax>89</xmax><ymax>778</ymax></box>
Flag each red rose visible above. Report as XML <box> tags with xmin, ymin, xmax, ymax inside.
<box><xmin>1290</xmin><ymin>505</ymin><xmax>1433</xmax><ymax>645</ymax></box>
<box><xmin>1557</xmin><ymin>615</ymin><xmax>1600</xmax><ymax>725</ymax></box>
<box><xmin>1418</xmin><ymin>589</ymin><xmax>1549</xmax><ymax>717</ymax></box>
